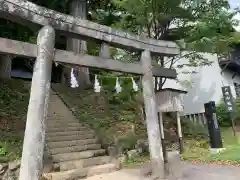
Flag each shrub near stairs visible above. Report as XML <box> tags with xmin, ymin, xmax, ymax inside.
<box><xmin>0</xmin><ymin>79</ymin><xmax>29</xmax><ymax>162</ymax></box>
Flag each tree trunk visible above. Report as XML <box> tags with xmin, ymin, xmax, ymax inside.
<box><xmin>0</xmin><ymin>54</ymin><xmax>12</xmax><ymax>79</ymax></box>
<box><xmin>62</xmin><ymin>0</ymin><xmax>91</xmax><ymax>88</ymax></box>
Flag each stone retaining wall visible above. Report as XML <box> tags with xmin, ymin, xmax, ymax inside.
<box><xmin>0</xmin><ymin>160</ymin><xmax>21</xmax><ymax>180</ymax></box>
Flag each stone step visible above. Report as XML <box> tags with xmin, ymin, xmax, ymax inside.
<box><xmin>49</xmin><ymin>144</ymin><xmax>102</xmax><ymax>155</ymax></box>
<box><xmin>47</xmin><ymin>111</ymin><xmax>74</xmax><ymax>116</ymax></box>
<box><xmin>47</xmin><ymin>114</ymin><xmax>75</xmax><ymax>119</ymax></box>
<box><xmin>47</xmin><ymin>126</ymin><xmax>89</xmax><ymax>132</ymax></box>
<box><xmin>47</xmin><ymin>133</ymin><xmax>95</xmax><ymax>142</ymax></box>
<box><xmin>52</xmin><ymin>149</ymin><xmax>106</xmax><ymax>162</ymax></box>
<box><xmin>43</xmin><ymin>163</ymin><xmax>119</xmax><ymax>180</ymax></box>
<box><xmin>47</xmin><ymin>139</ymin><xmax>98</xmax><ymax>149</ymax></box>
<box><xmin>47</xmin><ymin>130</ymin><xmax>94</xmax><ymax>137</ymax></box>
<box><xmin>47</xmin><ymin>119</ymin><xmax>77</xmax><ymax>124</ymax></box>
<box><xmin>47</xmin><ymin>113</ymin><xmax>74</xmax><ymax>118</ymax></box>
<box><xmin>47</xmin><ymin>122</ymin><xmax>84</xmax><ymax>129</ymax></box>
<box><xmin>58</xmin><ymin>156</ymin><xmax>112</xmax><ymax>171</ymax></box>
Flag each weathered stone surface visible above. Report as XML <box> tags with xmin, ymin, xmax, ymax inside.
<box><xmin>135</xmin><ymin>139</ymin><xmax>149</xmax><ymax>154</ymax></box>
<box><xmin>43</xmin><ymin>150</ymin><xmax>54</xmax><ymax>173</ymax></box>
<box><xmin>127</xmin><ymin>150</ymin><xmax>139</xmax><ymax>159</ymax></box>
<box><xmin>0</xmin><ymin>54</ymin><xmax>11</xmax><ymax>79</ymax></box>
<box><xmin>2</xmin><ymin>170</ymin><xmax>16</xmax><ymax>180</ymax></box>
<box><xmin>0</xmin><ymin>160</ymin><xmax>20</xmax><ymax>180</ymax></box>
<box><xmin>0</xmin><ymin>37</ymin><xmax>177</xmax><ymax>79</ymax></box>
<box><xmin>18</xmin><ymin>25</ymin><xmax>55</xmax><ymax>180</ymax></box>
<box><xmin>141</xmin><ymin>50</ymin><xmax>164</xmax><ymax>179</ymax></box>
<box><xmin>107</xmin><ymin>145</ymin><xmax>120</xmax><ymax>158</ymax></box>
<box><xmin>0</xmin><ymin>163</ymin><xmax>8</xmax><ymax>175</ymax></box>
<box><xmin>8</xmin><ymin>160</ymin><xmax>20</xmax><ymax>171</ymax></box>
<box><xmin>0</xmin><ymin>163</ymin><xmax>8</xmax><ymax>170</ymax></box>
<box><xmin>0</xmin><ymin>160</ymin><xmax>52</xmax><ymax>180</ymax></box>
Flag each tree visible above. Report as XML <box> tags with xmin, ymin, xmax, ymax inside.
<box><xmin>30</xmin><ymin>0</ymin><xmax>119</xmax><ymax>87</ymax></box>
<box><xmin>112</xmin><ymin>0</ymin><xmax>239</xmax><ymax>89</ymax></box>
<box><xmin>60</xmin><ymin>0</ymin><xmax>91</xmax><ymax>88</ymax></box>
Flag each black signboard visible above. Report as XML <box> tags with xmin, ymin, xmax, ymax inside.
<box><xmin>204</xmin><ymin>101</ymin><xmax>223</xmax><ymax>148</ymax></box>
<box><xmin>221</xmin><ymin>86</ymin><xmax>236</xmax><ymax>113</ymax></box>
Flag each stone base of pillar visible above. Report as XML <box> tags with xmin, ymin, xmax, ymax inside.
<box><xmin>210</xmin><ymin>148</ymin><xmax>226</xmax><ymax>154</ymax></box>
<box><xmin>161</xmin><ymin>138</ymin><xmax>168</xmax><ymax>163</ymax></box>
<box><xmin>179</xmin><ymin>137</ymin><xmax>184</xmax><ymax>154</ymax></box>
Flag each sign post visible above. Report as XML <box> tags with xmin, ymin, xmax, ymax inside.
<box><xmin>221</xmin><ymin>86</ymin><xmax>236</xmax><ymax>136</ymax></box>
<box><xmin>204</xmin><ymin>101</ymin><xmax>223</xmax><ymax>149</ymax></box>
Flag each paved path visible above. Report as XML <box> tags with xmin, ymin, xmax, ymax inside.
<box><xmin>168</xmin><ymin>161</ymin><xmax>240</xmax><ymax>180</ymax></box>
<box><xmin>84</xmin><ymin>151</ymin><xmax>240</xmax><ymax>180</ymax></box>
<box><xmin>84</xmin><ymin>163</ymin><xmax>240</xmax><ymax>180</ymax></box>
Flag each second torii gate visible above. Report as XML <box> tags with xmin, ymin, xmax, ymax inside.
<box><xmin>0</xmin><ymin>0</ymin><xmax>180</xmax><ymax>179</ymax></box>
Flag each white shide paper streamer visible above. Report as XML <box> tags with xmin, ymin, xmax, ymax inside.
<box><xmin>70</xmin><ymin>68</ymin><xmax>79</xmax><ymax>88</ymax></box>
<box><xmin>94</xmin><ymin>75</ymin><xmax>101</xmax><ymax>92</ymax></box>
<box><xmin>115</xmin><ymin>77</ymin><xmax>122</xmax><ymax>93</ymax></box>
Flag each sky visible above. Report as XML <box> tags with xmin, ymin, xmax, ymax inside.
<box><xmin>229</xmin><ymin>0</ymin><xmax>239</xmax><ymax>8</ymax></box>
<box><xmin>229</xmin><ymin>0</ymin><xmax>240</xmax><ymax>31</ymax></box>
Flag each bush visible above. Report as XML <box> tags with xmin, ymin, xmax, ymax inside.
<box><xmin>117</xmin><ymin>134</ymin><xmax>139</xmax><ymax>151</ymax></box>
<box><xmin>216</xmin><ymin>99</ymin><xmax>240</xmax><ymax>127</ymax></box>
<box><xmin>182</xmin><ymin>119</ymin><xmax>208</xmax><ymax>139</ymax></box>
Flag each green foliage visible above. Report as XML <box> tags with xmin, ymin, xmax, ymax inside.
<box><xmin>181</xmin><ymin>140</ymin><xmax>211</xmax><ymax>161</ymax></box>
<box><xmin>209</xmin><ymin>145</ymin><xmax>240</xmax><ymax>163</ymax></box>
<box><xmin>52</xmin><ymin>83</ymin><xmax>146</xmax><ymax>150</ymax></box>
<box><xmin>182</xmin><ymin>128</ymin><xmax>240</xmax><ymax>164</ymax></box>
<box><xmin>99</xmin><ymin>74</ymin><xmax>140</xmax><ymax>107</ymax></box>
<box><xmin>111</xmin><ymin>0</ymin><xmax>239</xmax><ymax>80</ymax></box>
<box><xmin>216</xmin><ymin>100</ymin><xmax>231</xmax><ymax>127</ymax></box>
<box><xmin>0</xmin><ymin>80</ymin><xmax>29</xmax><ymax>120</ymax></box>
<box><xmin>0</xmin><ymin>80</ymin><xmax>29</xmax><ymax>161</ymax></box>
<box><xmin>117</xmin><ymin>134</ymin><xmax>138</xmax><ymax>151</ymax></box>
<box><xmin>0</xmin><ymin>133</ymin><xmax>23</xmax><ymax>161</ymax></box>
<box><xmin>182</xmin><ymin>119</ymin><xmax>208</xmax><ymax>139</ymax></box>
<box><xmin>216</xmin><ymin>99</ymin><xmax>240</xmax><ymax>127</ymax></box>
<box><xmin>0</xmin><ymin>18</ymin><xmax>35</xmax><ymax>42</ymax></box>
<box><xmin>113</xmin><ymin>0</ymin><xmax>237</xmax><ymax>54</ymax></box>
<box><xmin>123</xmin><ymin>155</ymin><xmax>150</xmax><ymax>168</ymax></box>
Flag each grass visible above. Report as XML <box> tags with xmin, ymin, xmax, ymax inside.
<box><xmin>182</xmin><ymin>127</ymin><xmax>240</xmax><ymax>165</ymax></box>
<box><xmin>0</xmin><ymin>79</ymin><xmax>30</xmax><ymax>162</ymax></box>
<box><xmin>123</xmin><ymin>155</ymin><xmax>150</xmax><ymax>168</ymax></box>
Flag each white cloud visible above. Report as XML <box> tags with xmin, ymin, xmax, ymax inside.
<box><xmin>234</xmin><ymin>13</ymin><xmax>240</xmax><ymax>31</ymax></box>
<box><xmin>229</xmin><ymin>0</ymin><xmax>240</xmax><ymax>31</ymax></box>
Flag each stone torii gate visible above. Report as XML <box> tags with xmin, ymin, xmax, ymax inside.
<box><xmin>0</xmin><ymin>0</ymin><xmax>180</xmax><ymax>179</ymax></box>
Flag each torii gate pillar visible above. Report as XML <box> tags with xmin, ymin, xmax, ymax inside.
<box><xmin>19</xmin><ymin>26</ymin><xmax>55</xmax><ymax>180</ymax></box>
<box><xmin>141</xmin><ymin>50</ymin><xmax>165</xmax><ymax>179</ymax></box>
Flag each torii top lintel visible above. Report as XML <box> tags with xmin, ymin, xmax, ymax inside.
<box><xmin>0</xmin><ymin>0</ymin><xmax>180</xmax><ymax>56</ymax></box>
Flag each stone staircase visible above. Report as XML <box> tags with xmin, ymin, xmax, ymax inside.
<box><xmin>43</xmin><ymin>92</ymin><xmax>120</xmax><ymax>180</ymax></box>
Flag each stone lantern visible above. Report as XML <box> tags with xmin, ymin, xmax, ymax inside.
<box><xmin>155</xmin><ymin>88</ymin><xmax>187</xmax><ymax>158</ymax></box>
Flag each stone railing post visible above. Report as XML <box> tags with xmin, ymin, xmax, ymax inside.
<box><xmin>141</xmin><ymin>50</ymin><xmax>164</xmax><ymax>179</ymax></box>
<box><xmin>0</xmin><ymin>54</ymin><xmax>12</xmax><ymax>79</ymax></box>
<box><xmin>100</xmin><ymin>43</ymin><xmax>110</xmax><ymax>58</ymax></box>
<box><xmin>19</xmin><ymin>26</ymin><xmax>55</xmax><ymax>180</ymax></box>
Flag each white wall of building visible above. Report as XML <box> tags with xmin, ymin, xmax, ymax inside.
<box><xmin>163</xmin><ymin>53</ymin><xmax>240</xmax><ymax>115</ymax></box>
